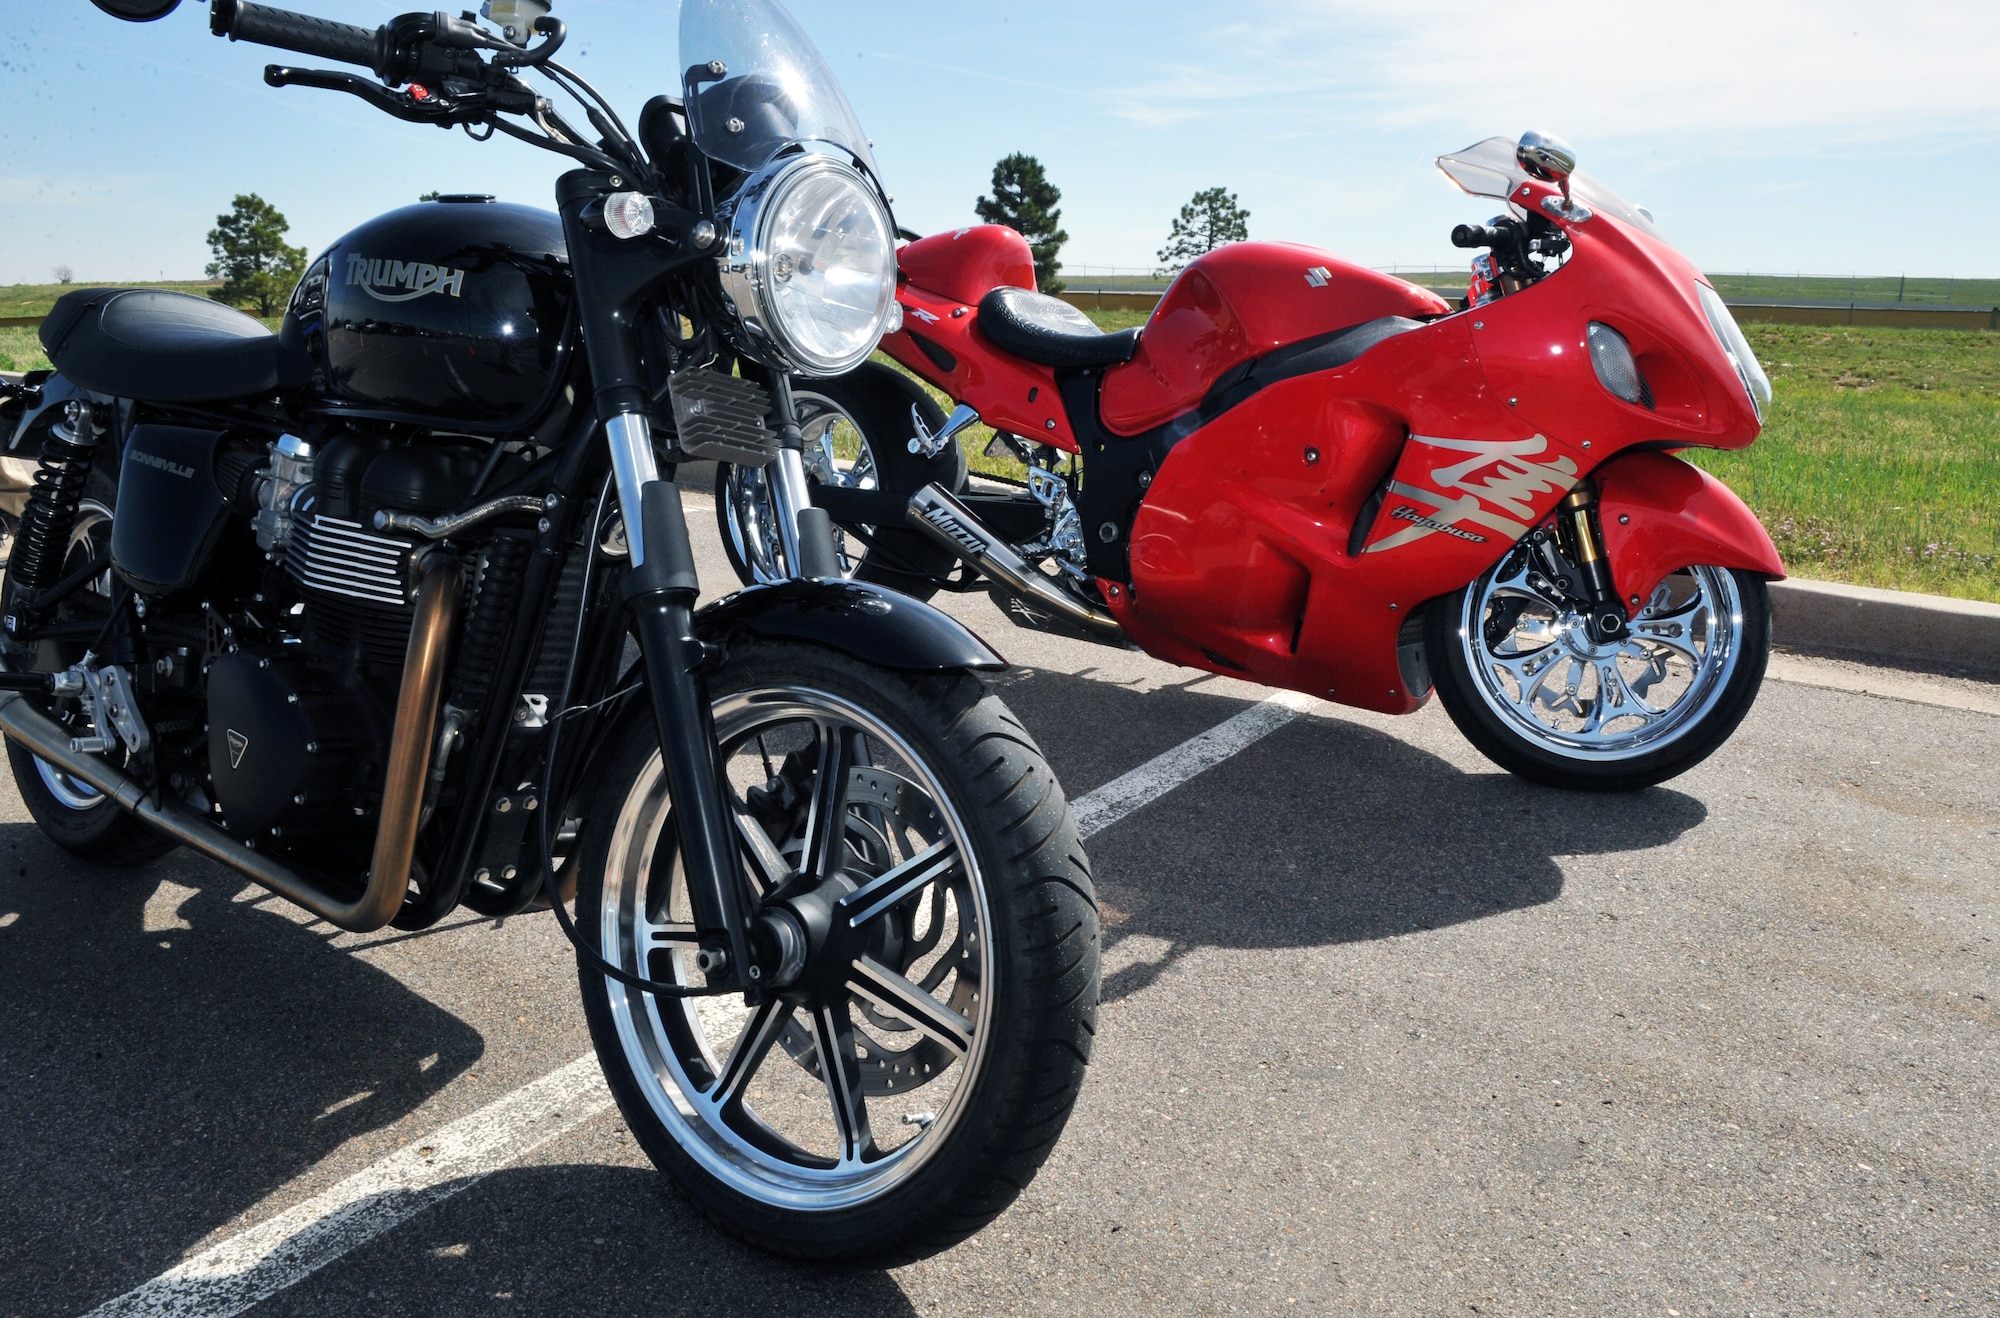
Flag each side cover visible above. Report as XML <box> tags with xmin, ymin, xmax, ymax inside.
<box><xmin>110</xmin><ymin>424</ymin><xmax>229</xmax><ymax>595</ymax></box>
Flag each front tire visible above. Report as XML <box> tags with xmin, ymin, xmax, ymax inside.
<box><xmin>1427</xmin><ymin>551</ymin><xmax>1769</xmax><ymax>792</ymax></box>
<box><xmin>574</xmin><ymin>641</ymin><xmax>1097</xmax><ymax>1264</ymax></box>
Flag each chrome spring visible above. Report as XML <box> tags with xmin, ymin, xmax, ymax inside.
<box><xmin>449</xmin><ymin>531</ymin><xmax>531</xmax><ymax>714</ymax></box>
<box><xmin>10</xmin><ymin>405</ymin><xmax>100</xmax><ymax>596</ymax></box>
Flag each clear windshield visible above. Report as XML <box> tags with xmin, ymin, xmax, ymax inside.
<box><xmin>1437</xmin><ymin>136</ymin><xmax>1660</xmax><ymax>237</ymax></box>
<box><xmin>678</xmin><ymin>0</ymin><xmax>878</xmax><ymax>177</ymax></box>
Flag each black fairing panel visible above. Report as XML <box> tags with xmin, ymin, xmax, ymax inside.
<box><xmin>111</xmin><ymin>424</ymin><xmax>229</xmax><ymax>595</ymax></box>
<box><xmin>291</xmin><ymin>199</ymin><xmax>572</xmax><ymax>428</ymax></box>
<box><xmin>697</xmin><ymin>580</ymin><xmax>1005</xmax><ymax>671</ymax></box>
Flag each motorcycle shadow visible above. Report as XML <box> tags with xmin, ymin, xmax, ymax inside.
<box><xmin>0</xmin><ymin>820</ymin><xmax>483</xmax><ymax>1314</ymax></box>
<box><xmin>1000</xmin><ymin>669</ymin><xmax>1709</xmax><ymax>1004</ymax></box>
<box><xmin>260</xmin><ymin>1164</ymin><xmax>919</xmax><ymax>1315</ymax></box>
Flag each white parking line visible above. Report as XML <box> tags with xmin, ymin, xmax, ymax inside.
<box><xmin>84</xmin><ymin>690</ymin><xmax>1312</xmax><ymax>1317</ymax></box>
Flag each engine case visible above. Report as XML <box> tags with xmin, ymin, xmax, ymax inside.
<box><xmin>206</xmin><ymin>650</ymin><xmax>382</xmax><ymax>839</ymax></box>
<box><xmin>286</xmin><ymin>198</ymin><xmax>572</xmax><ymax>429</ymax></box>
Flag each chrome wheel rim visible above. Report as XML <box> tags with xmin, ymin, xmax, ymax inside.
<box><xmin>31</xmin><ymin>497</ymin><xmax>114</xmax><ymax>809</ymax></box>
<box><xmin>1459</xmin><ymin>551</ymin><xmax>1744</xmax><ymax>763</ymax></box>
<box><xmin>598</xmin><ymin>685</ymin><xmax>993</xmax><ymax>1209</ymax></box>
<box><xmin>720</xmin><ymin>389</ymin><xmax>877</xmax><ymax>584</ymax></box>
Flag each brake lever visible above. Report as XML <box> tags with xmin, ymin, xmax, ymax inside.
<box><xmin>265</xmin><ymin>64</ymin><xmax>537</xmax><ymax>125</ymax></box>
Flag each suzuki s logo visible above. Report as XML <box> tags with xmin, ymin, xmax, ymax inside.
<box><xmin>225</xmin><ymin>729</ymin><xmax>250</xmax><ymax>770</ymax></box>
<box><xmin>345</xmin><ymin>254</ymin><xmax>466</xmax><ymax>302</ymax></box>
<box><xmin>1304</xmin><ymin>266</ymin><xmax>1331</xmax><ymax>288</ymax></box>
<box><xmin>129</xmin><ymin>450</ymin><xmax>194</xmax><ymax>479</ymax></box>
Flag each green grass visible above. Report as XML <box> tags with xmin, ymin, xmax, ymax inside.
<box><xmin>1686</xmin><ymin>324</ymin><xmax>1999</xmax><ymax>602</ymax></box>
<box><xmin>1706</xmin><ymin>273</ymin><xmax>2000</xmax><ymax>307</ymax></box>
<box><xmin>0</xmin><ymin>327</ymin><xmax>51</xmax><ymax>375</ymax></box>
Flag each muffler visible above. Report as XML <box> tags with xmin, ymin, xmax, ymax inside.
<box><xmin>0</xmin><ymin>553</ymin><xmax>462</xmax><ymax>933</ymax></box>
<box><xmin>905</xmin><ymin>484</ymin><xmax>1126</xmax><ymax>644</ymax></box>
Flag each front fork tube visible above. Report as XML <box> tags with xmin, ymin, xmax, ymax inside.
<box><xmin>605</xmin><ymin>410</ymin><xmax>757</xmax><ymax>991</ymax></box>
<box><xmin>766</xmin><ymin>375</ymin><xmax>843</xmax><ymax>581</ymax></box>
<box><xmin>1558</xmin><ymin>480</ymin><xmax>1627</xmax><ymax>639</ymax></box>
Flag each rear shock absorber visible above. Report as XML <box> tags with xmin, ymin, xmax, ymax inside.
<box><xmin>8</xmin><ymin>400</ymin><xmax>101</xmax><ymax>608</ymax></box>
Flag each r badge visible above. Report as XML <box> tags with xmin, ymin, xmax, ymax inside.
<box><xmin>226</xmin><ymin>729</ymin><xmax>249</xmax><ymax>770</ymax></box>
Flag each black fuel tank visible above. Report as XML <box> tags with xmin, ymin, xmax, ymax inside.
<box><xmin>287</xmin><ymin>198</ymin><xmax>572</xmax><ymax>429</ymax></box>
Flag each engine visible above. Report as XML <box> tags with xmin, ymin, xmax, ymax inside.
<box><xmin>201</xmin><ymin>428</ymin><xmax>497</xmax><ymax>847</ymax></box>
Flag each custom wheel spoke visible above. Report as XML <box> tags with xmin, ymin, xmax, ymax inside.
<box><xmin>707</xmin><ymin>998</ymin><xmax>790</xmax><ymax>1115</ymax></box>
<box><xmin>801</xmin><ymin>724</ymin><xmax>863</xmax><ymax>880</ymax></box>
<box><xmin>732</xmin><ymin>800</ymin><xmax>791</xmax><ymax>898</ymax></box>
<box><xmin>810</xmin><ymin>1001</ymin><xmax>877</xmax><ymax>1166</ymax></box>
<box><xmin>647</xmin><ymin>921</ymin><xmax>699</xmax><ymax>951</ymax></box>
<box><xmin>837</xmin><ymin>838</ymin><xmax>960</xmax><ymax>929</ymax></box>
<box><xmin>848</xmin><ymin>956</ymin><xmax>973</xmax><ymax>1060</ymax></box>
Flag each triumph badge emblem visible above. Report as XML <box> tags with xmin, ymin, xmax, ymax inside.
<box><xmin>226</xmin><ymin>729</ymin><xmax>249</xmax><ymax>770</ymax></box>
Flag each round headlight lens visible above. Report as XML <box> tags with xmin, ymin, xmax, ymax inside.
<box><xmin>718</xmin><ymin>154</ymin><xmax>896</xmax><ymax>377</ymax></box>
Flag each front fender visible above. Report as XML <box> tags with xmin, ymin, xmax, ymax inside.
<box><xmin>1596</xmin><ymin>450</ymin><xmax>1785</xmax><ymax>608</ymax></box>
<box><xmin>696</xmin><ymin>579</ymin><xmax>1005</xmax><ymax>672</ymax></box>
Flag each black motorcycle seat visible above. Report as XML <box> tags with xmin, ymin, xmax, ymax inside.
<box><xmin>976</xmin><ymin>286</ymin><xmax>1142</xmax><ymax>369</ymax></box>
<box><xmin>39</xmin><ymin>287</ymin><xmax>307</xmax><ymax>402</ymax></box>
<box><xmin>1200</xmin><ymin>315</ymin><xmax>1427</xmax><ymax>419</ymax></box>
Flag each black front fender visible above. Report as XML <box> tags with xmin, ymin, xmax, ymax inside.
<box><xmin>696</xmin><ymin>579</ymin><xmax>1005</xmax><ymax>672</ymax></box>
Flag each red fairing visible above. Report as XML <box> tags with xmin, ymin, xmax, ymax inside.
<box><xmin>898</xmin><ymin>226</ymin><xmax>1035</xmax><ymax>307</ymax></box>
<box><xmin>1594</xmin><ymin>450</ymin><xmax>1785</xmax><ymax>606</ymax></box>
<box><xmin>1099</xmin><ymin>243</ymin><xmax>1451</xmax><ymax>435</ymax></box>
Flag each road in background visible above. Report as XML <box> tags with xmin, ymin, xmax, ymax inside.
<box><xmin>1</xmin><ymin>493</ymin><xmax>1994</xmax><ymax>1316</ymax></box>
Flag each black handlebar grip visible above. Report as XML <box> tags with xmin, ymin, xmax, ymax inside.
<box><xmin>211</xmin><ymin>0</ymin><xmax>383</xmax><ymax>75</ymax></box>
<box><xmin>1451</xmin><ymin>223</ymin><xmax>1497</xmax><ymax>250</ymax></box>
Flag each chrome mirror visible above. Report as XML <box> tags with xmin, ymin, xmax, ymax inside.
<box><xmin>1516</xmin><ymin>131</ymin><xmax>1577</xmax><ymax>199</ymax></box>
<box><xmin>90</xmin><ymin>0</ymin><xmax>182</xmax><ymax>18</ymax></box>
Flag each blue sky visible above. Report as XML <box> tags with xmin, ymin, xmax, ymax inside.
<box><xmin>5</xmin><ymin>0</ymin><xmax>1998</xmax><ymax>285</ymax></box>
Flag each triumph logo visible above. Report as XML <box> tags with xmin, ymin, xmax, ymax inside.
<box><xmin>225</xmin><ymin>729</ymin><xmax>250</xmax><ymax>770</ymax></box>
<box><xmin>129</xmin><ymin>450</ymin><xmax>194</xmax><ymax>479</ymax></box>
<box><xmin>345</xmin><ymin>254</ymin><xmax>466</xmax><ymax>303</ymax></box>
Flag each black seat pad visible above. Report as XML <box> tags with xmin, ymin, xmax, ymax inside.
<box><xmin>976</xmin><ymin>286</ymin><xmax>1141</xmax><ymax>369</ymax></box>
<box><xmin>1201</xmin><ymin>316</ymin><xmax>1426</xmax><ymax>419</ymax></box>
<box><xmin>39</xmin><ymin>288</ymin><xmax>303</xmax><ymax>402</ymax></box>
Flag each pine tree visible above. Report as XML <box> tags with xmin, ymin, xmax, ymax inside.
<box><xmin>205</xmin><ymin>193</ymin><xmax>308</xmax><ymax>318</ymax></box>
<box><xmin>1156</xmin><ymin>187</ymin><xmax>1250</xmax><ymax>276</ymax></box>
<box><xmin>974</xmin><ymin>154</ymin><xmax>1070</xmax><ymax>294</ymax></box>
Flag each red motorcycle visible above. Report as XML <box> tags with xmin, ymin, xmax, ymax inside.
<box><xmin>715</xmin><ymin>133</ymin><xmax>1783</xmax><ymax>790</ymax></box>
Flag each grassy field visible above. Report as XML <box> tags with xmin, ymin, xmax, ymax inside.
<box><xmin>0</xmin><ymin>280</ymin><xmax>219</xmax><ymax>321</ymax></box>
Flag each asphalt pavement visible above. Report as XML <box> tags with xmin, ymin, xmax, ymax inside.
<box><xmin>1</xmin><ymin>491</ymin><xmax>1995</xmax><ymax>1317</ymax></box>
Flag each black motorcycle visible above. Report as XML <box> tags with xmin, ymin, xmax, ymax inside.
<box><xmin>0</xmin><ymin>0</ymin><xmax>1097</xmax><ymax>1264</ymax></box>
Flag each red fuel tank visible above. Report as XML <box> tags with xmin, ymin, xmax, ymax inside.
<box><xmin>1100</xmin><ymin>243</ymin><xmax>1450</xmax><ymax>435</ymax></box>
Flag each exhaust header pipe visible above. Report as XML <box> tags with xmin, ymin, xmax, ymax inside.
<box><xmin>0</xmin><ymin>554</ymin><xmax>462</xmax><ymax>933</ymax></box>
<box><xmin>905</xmin><ymin>484</ymin><xmax>1126</xmax><ymax>644</ymax></box>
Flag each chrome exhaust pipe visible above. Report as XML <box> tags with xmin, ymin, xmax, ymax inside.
<box><xmin>0</xmin><ymin>554</ymin><xmax>462</xmax><ymax>933</ymax></box>
<box><xmin>905</xmin><ymin>484</ymin><xmax>1126</xmax><ymax>643</ymax></box>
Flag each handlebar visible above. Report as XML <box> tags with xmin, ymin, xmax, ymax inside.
<box><xmin>1452</xmin><ymin>222</ymin><xmax>1514</xmax><ymax>250</ymax></box>
<box><xmin>212</xmin><ymin>0</ymin><xmax>384</xmax><ymax>77</ymax></box>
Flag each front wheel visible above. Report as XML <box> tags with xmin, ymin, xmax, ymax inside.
<box><xmin>574</xmin><ymin>640</ymin><xmax>1098</xmax><ymax>1264</ymax></box>
<box><xmin>1427</xmin><ymin>551</ymin><xmax>1769</xmax><ymax>792</ymax></box>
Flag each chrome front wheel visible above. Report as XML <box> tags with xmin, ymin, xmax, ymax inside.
<box><xmin>1428</xmin><ymin>548</ymin><xmax>1770</xmax><ymax>791</ymax></box>
<box><xmin>574</xmin><ymin>641</ymin><xmax>1097</xmax><ymax>1263</ymax></box>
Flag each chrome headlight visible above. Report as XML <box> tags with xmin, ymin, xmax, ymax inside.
<box><xmin>716</xmin><ymin>152</ymin><xmax>896</xmax><ymax>377</ymax></box>
<box><xmin>1696</xmin><ymin>283</ymin><xmax>1772</xmax><ymax>422</ymax></box>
